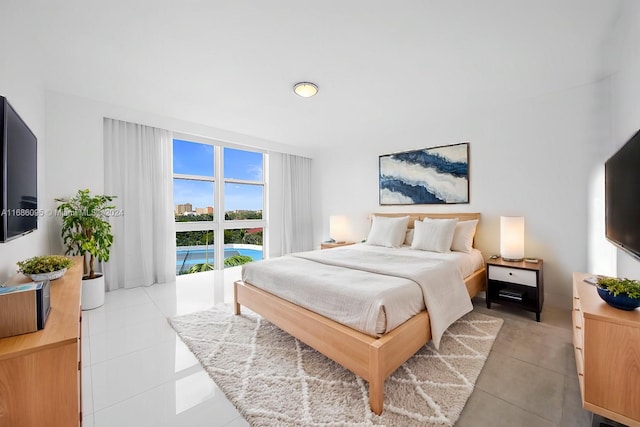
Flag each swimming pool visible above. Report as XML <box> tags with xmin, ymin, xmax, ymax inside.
<box><xmin>176</xmin><ymin>247</ymin><xmax>263</xmax><ymax>273</ymax></box>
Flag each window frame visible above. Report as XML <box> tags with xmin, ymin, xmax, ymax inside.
<box><xmin>173</xmin><ymin>133</ymin><xmax>267</xmax><ymax>273</ymax></box>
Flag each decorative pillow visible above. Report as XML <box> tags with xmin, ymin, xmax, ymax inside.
<box><xmin>451</xmin><ymin>219</ymin><xmax>479</xmax><ymax>253</ymax></box>
<box><xmin>411</xmin><ymin>218</ymin><xmax>458</xmax><ymax>253</ymax></box>
<box><xmin>404</xmin><ymin>229</ymin><xmax>414</xmax><ymax>246</ymax></box>
<box><xmin>365</xmin><ymin>216</ymin><xmax>409</xmax><ymax>248</ymax></box>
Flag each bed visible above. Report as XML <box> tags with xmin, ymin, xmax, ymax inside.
<box><xmin>234</xmin><ymin>212</ymin><xmax>486</xmax><ymax>415</ymax></box>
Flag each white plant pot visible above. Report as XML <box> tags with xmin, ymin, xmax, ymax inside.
<box><xmin>82</xmin><ymin>274</ymin><xmax>105</xmax><ymax>310</ymax></box>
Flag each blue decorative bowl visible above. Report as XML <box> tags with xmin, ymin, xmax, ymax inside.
<box><xmin>597</xmin><ymin>286</ymin><xmax>640</xmax><ymax>311</ymax></box>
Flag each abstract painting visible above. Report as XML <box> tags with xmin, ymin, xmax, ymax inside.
<box><xmin>379</xmin><ymin>143</ymin><xmax>469</xmax><ymax>205</ymax></box>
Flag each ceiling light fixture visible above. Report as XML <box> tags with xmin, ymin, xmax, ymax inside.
<box><xmin>293</xmin><ymin>82</ymin><xmax>318</xmax><ymax>97</ymax></box>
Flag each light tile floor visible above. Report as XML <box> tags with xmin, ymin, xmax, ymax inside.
<box><xmin>82</xmin><ymin>269</ymin><xmax>595</xmax><ymax>427</ymax></box>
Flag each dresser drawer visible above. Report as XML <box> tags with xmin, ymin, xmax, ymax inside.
<box><xmin>572</xmin><ymin>305</ymin><xmax>583</xmax><ymax>331</ymax></box>
<box><xmin>489</xmin><ymin>266</ymin><xmax>537</xmax><ymax>287</ymax></box>
<box><xmin>574</xmin><ymin>346</ymin><xmax>584</xmax><ymax>399</ymax></box>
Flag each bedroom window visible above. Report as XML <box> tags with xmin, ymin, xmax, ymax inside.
<box><xmin>173</xmin><ymin>139</ymin><xmax>215</xmax><ymax>223</ymax></box>
<box><xmin>221</xmin><ymin>147</ymin><xmax>265</xmax><ymax>269</ymax></box>
<box><xmin>173</xmin><ymin>137</ymin><xmax>266</xmax><ymax>275</ymax></box>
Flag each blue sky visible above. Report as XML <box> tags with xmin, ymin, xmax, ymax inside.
<box><xmin>173</xmin><ymin>140</ymin><xmax>263</xmax><ymax>211</ymax></box>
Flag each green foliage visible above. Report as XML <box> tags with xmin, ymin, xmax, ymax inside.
<box><xmin>177</xmin><ymin>229</ymin><xmax>263</xmax><ymax>247</ymax></box>
<box><xmin>17</xmin><ymin>255</ymin><xmax>73</xmax><ymax>274</ymax></box>
<box><xmin>181</xmin><ymin>254</ymin><xmax>253</xmax><ymax>274</ymax></box>
<box><xmin>184</xmin><ymin>232</ymin><xmax>215</xmax><ymax>274</ymax></box>
<box><xmin>597</xmin><ymin>276</ymin><xmax>640</xmax><ymax>299</ymax></box>
<box><xmin>224</xmin><ymin>255</ymin><xmax>253</xmax><ymax>267</ymax></box>
<box><xmin>55</xmin><ymin>189</ymin><xmax>116</xmax><ymax>279</ymax></box>
<box><xmin>188</xmin><ymin>263</ymin><xmax>214</xmax><ymax>273</ymax></box>
<box><xmin>225</xmin><ymin>210</ymin><xmax>262</xmax><ymax>220</ymax></box>
<box><xmin>176</xmin><ymin>230</ymin><xmax>214</xmax><ymax>247</ymax></box>
<box><xmin>175</xmin><ymin>213</ymin><xmax>213</xmax><ymax>222</ymax></box>
<box><xmin>174</xmin><ymin>210</ymin><xmax>263</xmax><ymax>247</ymax></box>
<box><xmin>224</xmin><ymin>229</ymin><xmax>262</xmax><ymax>245</ymax></box>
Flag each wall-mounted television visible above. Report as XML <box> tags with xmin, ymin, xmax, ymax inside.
<box><xmin>605</xmin><ymin>129</ymin><xmax>640</xmax><ymax>260</ymax></box>
<box><xmin>0</xmin><ymin>96</ymin><xmax>38</xmax><ymax>242</ymax></box>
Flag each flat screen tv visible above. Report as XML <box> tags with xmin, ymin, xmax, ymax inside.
<box><xmin>0</xmin><ymin>96</ymin><xmax>38</xmax><ymax>242</ymax></box>
<box><xmin>605</xmin><ymin>129</ymin><xmax>640</xmax><ymax>260</ymax></box>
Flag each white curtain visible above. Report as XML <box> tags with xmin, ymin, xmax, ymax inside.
<box><xmin>281</xmin><ymin>154</ymin><xmax>313</xmax><ymax>254</ymax></box>
<box><xmin>103</xmin><ymin>118</ymin><xmax>176</xmax><ymax>290</ymax></box>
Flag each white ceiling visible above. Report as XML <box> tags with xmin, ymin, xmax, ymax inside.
<box><xmin>17</xmin><ymin>0</ymin><xmax>623</xmax><ymax>152</ymax></box>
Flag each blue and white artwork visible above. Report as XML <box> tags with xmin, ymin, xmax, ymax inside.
<box><xmin>379</xmin><ymin>143</ymin><xmax>469</xmax><ymax>205</ymax></box>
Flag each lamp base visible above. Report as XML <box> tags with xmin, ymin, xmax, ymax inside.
<box><xmin>501</xmin><ymin>257</ymin><xmax>523</xmax><ymax>262</ymax></box>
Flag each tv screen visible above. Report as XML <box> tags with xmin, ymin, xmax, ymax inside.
<box><xmin>0</xmin><ymin>96</ymin><xmax>38</xmax><ymax>242</ymax></box>
<box><xmin>605</xmin><ymin>129</ymin><xmax>640</xmax><ymax>260</ymax></box>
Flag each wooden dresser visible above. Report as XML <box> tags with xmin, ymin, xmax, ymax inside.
<box><xmin>0</xmin><ymin>256</ymin><xmax>83</xmax><ymax>427</ymax></box>
<box><xmin>572</xmin><ymin>272</ymin><xmax>640</xmax><ymax>427</ymax></box>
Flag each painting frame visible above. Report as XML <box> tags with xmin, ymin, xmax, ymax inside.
<box><xmin>379</xmin><ymin>142</ymin><xmax>470</xmax><ymax>205</ymax></box>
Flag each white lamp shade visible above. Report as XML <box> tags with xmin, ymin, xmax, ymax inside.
<box><xmin>329</xmin><ymin>215</ymin><xmax>349</xmax><ymax>243</ymax></box>
<box><xmin>500</xmin><ymin>216</ymin><xmax>524</xmax><ymax>261</ymax></box>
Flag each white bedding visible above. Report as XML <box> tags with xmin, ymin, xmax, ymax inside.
<box><xmin>241</xmin><ymin>244</ymin><xmax>483</xmax><ymax>349</ymax></box>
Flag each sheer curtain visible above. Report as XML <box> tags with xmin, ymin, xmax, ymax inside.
<box><xmin>281</xmin><ymin>154</ymin><xmax>313</xmax><ymax>254</ymax></box>
<box><xmin>103</xmin><ymin>118</ymin><xmax>176</xmax><ymax>290</ymax></box>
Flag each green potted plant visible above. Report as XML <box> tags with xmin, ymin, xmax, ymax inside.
<box><xmin>17</xmin><ymin>255</ymin><xmax>73</xmax><ymax>282</ymax></box>
<box><xmin>596</xmin><ymin>276</ymin><xmax>640</xmax><ymax>311</ymax></box>
<box><xmin>55</xmin><ymin>189</ymin><xmax>116</xmax><ymax>310</ymax></box>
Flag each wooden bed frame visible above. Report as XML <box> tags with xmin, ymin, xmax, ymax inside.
<box><xmin>234</xmin><ymin>212</ymin><xmax>485</xmax><ymax>415</ymax></box>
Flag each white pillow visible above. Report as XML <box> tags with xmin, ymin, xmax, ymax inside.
<box><xmin>411</xmin><ymin>218</ymin><xmax>458</xmax><ymax>253</ymax></box>
<box><xmin>365</xmin><ymin>216</ymin><xmax>409</xmax><ymax>248</ymax></box>
<box><xmin>451</xmin><ymin>219</ymin><xmax>479</xmax><ymax>253</ymax></box>
<box><xmin>404</xmin><ymin>228</ymin><xmax>414</xmax><ymax>246</ymax></box>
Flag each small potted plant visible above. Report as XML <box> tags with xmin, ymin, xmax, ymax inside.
<box><xmin>55</xmin><ymin>189</ymin><xmax>116</xmax><ymax>310</ymax></box>
<box><xmin>17</xmin><ymin>255</ymin><xmax>73</xmax><ymax>282</ymax></box>
<box><xmin>596</xmin><ymin>276</ymin><xmax>640</xmax><ymax>311</ymax></box>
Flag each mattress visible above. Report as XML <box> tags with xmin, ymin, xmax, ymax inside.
<box><xmin>241</xmin><ymin>244</ymin><xmax>483</xmax><ymax>347</ymax></box>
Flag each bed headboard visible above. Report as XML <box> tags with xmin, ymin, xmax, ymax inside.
<box><xmin>372</xmin><ymin>212</ymin><xmax>481</xmax><ymax>229</ymax></box>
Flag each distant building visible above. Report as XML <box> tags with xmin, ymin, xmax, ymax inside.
<box><xmin>195</xmin><ymin>206</ymin><xmax>213</xmax><ymax>215</ymax></box>
<box><xmin>175</xmin><ymin>203</ymin><xmax>193</xmax><ymax>215</ymax></box>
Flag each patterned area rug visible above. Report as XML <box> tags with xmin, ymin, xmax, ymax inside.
<box><xmin>169</xmin><ymin>306</ymin><xmax>503</xmax><ymax>426</ymax></box>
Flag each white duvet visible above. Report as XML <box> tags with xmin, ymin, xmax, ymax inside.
<box><xmin>241</xmin><ymin>244</ymin><xmax>481</xmax><ymax>349</ymax></box>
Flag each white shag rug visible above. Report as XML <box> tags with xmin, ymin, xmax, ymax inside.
<box><xmin>169</xmin><ymin>306</ymin><xmax>502</xmax><ymax>426</ymax></box>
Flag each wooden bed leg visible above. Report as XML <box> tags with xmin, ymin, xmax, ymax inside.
<box><xmin>233</xmin><ymin>281</ymin><xmax>241</xmax><ymax>315</ymax></box>
<box><xmin>370</xmin><ymin>376</ymin><xmax>384</xmax><ymax>415</ymax></box>
<box><xmin>369</xmin><ymin>344</ymin><xmax>384</xmax><ymax>415</ymax></box>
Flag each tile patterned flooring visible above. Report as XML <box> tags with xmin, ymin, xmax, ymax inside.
<box><xmin>81</xmin><ymin>269</ymin><xmax>593</xmax><ymax>426</ymax></box>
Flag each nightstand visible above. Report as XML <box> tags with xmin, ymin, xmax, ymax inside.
<box><xmin>486</xmin><ymin>257</ymin><xmax>544</xmax><ymax>321</ymax></box>
<box><xmin>320</xmin><ymin>242</ymin><xmax>355</xmax><ymax>249</ymax></box>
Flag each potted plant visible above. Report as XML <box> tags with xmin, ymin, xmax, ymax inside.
<box><xmin>17</xmin><ymin>255</ymin><xmax>73</xmax><ymax>282</ymax></box>
<box><xmin>55</xmin><ymin>189</ymin><xmax>116</xmax><ymax>310</ymax></box>
<box><xmin>596</xmin><ymin>276</ymin><xmax>640</xmax><ymax>311</ymax></box>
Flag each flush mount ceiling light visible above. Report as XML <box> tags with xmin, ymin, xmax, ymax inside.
<box><xmin>293</xmin><ymin>82</ymin><xmax>318</xmax><ymax>97</ymax></box>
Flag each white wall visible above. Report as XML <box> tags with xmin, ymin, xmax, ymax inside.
<box><xmin>312</xmin><ymin>81</ymin><xmax>607</xmax><ymax>308</ymax></box>
<box><xmin>44</xmin><ymin>91</ymin><xmax>309</xmax><ymax>259</ymax></box>
<box><xmin>0</xmin><ymin>4</ymin><xmax>49</xmax><ymax>283</ymax></box>
<box><xmin>604</xmin><ymin>1</ymin><xmax>640</xmax><ymax>279</ymax></box>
